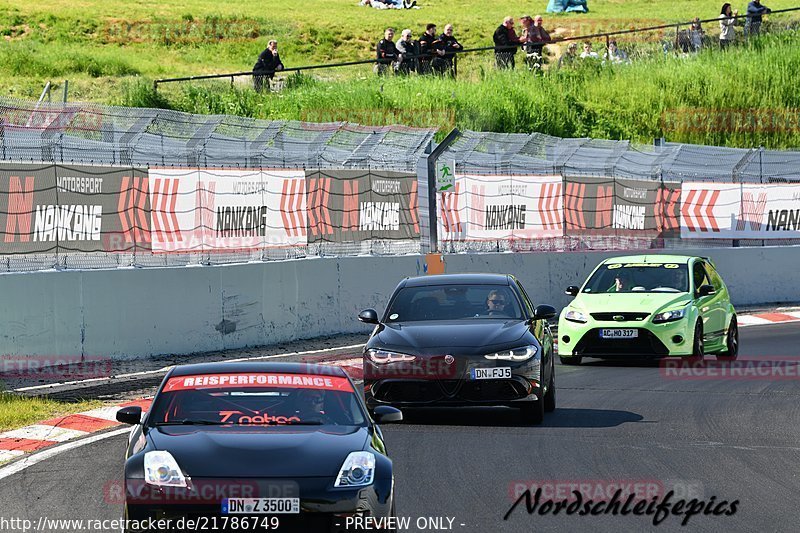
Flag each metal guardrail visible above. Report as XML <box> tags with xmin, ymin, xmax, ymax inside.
<box><xmin>153</xmin><ymin>7</ymin><xmax>800</xmax><ymax>89</ymax></box>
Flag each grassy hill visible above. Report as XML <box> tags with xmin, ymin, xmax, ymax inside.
<box><xmin>2</xmin><ymin>0</ymin><xmax>800</xmax><ymax>147</ymax></box>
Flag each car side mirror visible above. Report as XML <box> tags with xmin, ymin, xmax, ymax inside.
<box><xmin>565</xmin><ymin>286</ymin><xmax>579</xmax><ymax>297</ymax></box>
<box><xmin>372</xmin><ymin>405</ymin><xmax>403</xmax><ymax>424</ymax></box>
<box><xmin>358</xmin><ymin>309</ymin><xmax>380</xmax><ymax>324</ymax></box>
<box><xmin>697</xmin><ymin>284</ymin><xmax>716</xmax><ymax>297</ymax></box>
<box><xmin>116</xmin><ymin>406</ymin><xmax>142</xmax><ymax>425</ymax></box>
<box><xmin>533</xmin><ymin>304</ymin><xmax>557</xmax><ymax>320</ymax></box>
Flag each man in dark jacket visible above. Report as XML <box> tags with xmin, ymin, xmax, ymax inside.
<box><xmin>376</xmin><ymin>28</ymin><xmax>399</xmax><ymax>75</ymax></box>
<box><xmin>746</xmin><ymin>0</ymin><xmax>771</xmax><ymax>36</ymax></box>
<box><xmin>439</xmin><ymin>24</ymin><xmax>462</xmax><ymax>75</ymax></box>
<box><xmin>493</xmin><ymin>17</ymin><xmax>523</xmax><ymax>69</ymax></box>
<box><xmin>419</xmin><ymin>23</ymin><xmax>446</xmax><ymax>74</ymax></box>
<box><xmin>253</xmin><ymin>40</ymin><xmax>285</xmax><ymax>92</ymax></box>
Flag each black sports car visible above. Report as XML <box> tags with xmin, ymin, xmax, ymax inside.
<box><xmin>116</xmin><ymin>362</ymin><xmax>402</xmax><ymax>532</ymax></box>
<box><xmin>358</xmin><ymin>274</ymin><xmax>557</xmax><ymax>424</ymax></box>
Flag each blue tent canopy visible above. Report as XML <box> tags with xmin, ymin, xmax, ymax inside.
<box><xmin>546</xmin><ymin>0</ymin><xmax>589</xmax><ymax>13</ymax></box>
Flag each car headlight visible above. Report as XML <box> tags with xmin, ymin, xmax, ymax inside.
<box><xmin>484</xmin><ymin>345</ymin><xmax>538</xmax><ymax>361</ymax></box>
<box><xmin>367</xmin><ymin>349</ymin><xmax>416</xmax><ymax>364</ymax></box>
<box><xmin>334</xmin><ymin>452</ymin><xmax>375</xmax><ymax>488</ymax></box>
<box><xmin>652</xmin><ymin>308</ymin><xmax>686</xmax><ymax>323</ymax></box>
<box><xmin>564</xmin><ymin>310</ymin><xmax>588</xmax><ymax>324</ymax></box>
<box><xmin>144</xmin><ymin>451</ymin><xmax>188</xmax><ymax>488</ymax></box>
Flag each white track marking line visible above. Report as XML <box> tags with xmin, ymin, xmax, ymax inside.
<box><xmin>0</xmin><ymin>428</ymin><xmax>129</xmax><ymax>481</ymax></box>
<box><xmin>78</xmin><ymin>406</ymin><xmax>127</xmax><ymax>422</ymax></box>
<box><xmin>738</xmin><ymin>315</ymin><xmax>775</xmax><ymax>326</ymax></box>
<box><xmin>0</xmin><ymin>425</ymin><xmax>88</xmax><ymax>442</ymax></box>
<box><xmin>13</xmin><ymin>343</ymin><xmax>365</xmax><ymax>393</ymax></box>
<box><xmin>0</xmin><ymin>450</ymin><xmax>25</xmax><ymax>463</ymax></box>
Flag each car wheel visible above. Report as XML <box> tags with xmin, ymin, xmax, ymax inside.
<box><xmin>544</xmin><ymin>363</ymin><xmax>556</xmax><ymax>412</ymax></box>
<box><xmin>521</xmin><ymin>398</ymin><xmax>544</xmax><ymax>425</ymax></box>
<box><xmin>559</xmin><ymin>355</ymin><xmax>582</xmax><ymax>365</ymax></box>
<box><xmin>689</xmin><ymin>321</ymin><xmax>704</xmax><ymax>363</ymax></box>
<box><xmin>717</xmin><ymin>317</ymin><xmax>739</xmax><ymax>361</ymax></box>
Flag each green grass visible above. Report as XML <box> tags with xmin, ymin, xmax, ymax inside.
<box><xmin>123</xmin><ymin>32</ymin><xmax>800</xmax><ymax>149</ymax></box>
<box><xmin>2</xmin><ymin>0</ymin><xmax>800</xmax><ymax>147</ymax></box>
<box><xmin>0</xmin><ymin>391</ymin><xmax>103</xmax><ymax>433</ymax></box>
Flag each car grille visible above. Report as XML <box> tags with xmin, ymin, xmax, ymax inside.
<box><xmin>373</xmin><ymin>379</ymin><xmax>528</xmax><ymax>402</ymax></box>
<box><xmin>574</xmin><ymin>328</ymin><xmax>669</xmax><ymax>356</ymax></box>
<box><xmin>590</xmin><ymin>312</ymin><xmax>650</xmax><ymax>322</ymax></box>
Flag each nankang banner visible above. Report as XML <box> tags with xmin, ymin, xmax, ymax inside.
<box><xmin>681</xmin><ymin>182</ymin><xmax>800</xmax><ymax>239</ymax></box>
<box><xmin>0</xmin><ymin>163</ymin><xmax>150</xmax><ymax>254</ymax></box>
<box><xmin>439</xmin><ymin>174</ymin><xmax>563</xmax><ymax>241</ymax></box>
<box><xmin>304</xmin><ymin>170</ymin><xmax>419</xmax><ymax>244</ymax></box>
<box><xmin>564</xmin><ymin>176</ymin><xmax>681</xmax><ymax>237</ymax></box>
<box><xmin>147</xmin><ymin>168</ymin><xmax>307</xmax><ymax>253</ymax></box>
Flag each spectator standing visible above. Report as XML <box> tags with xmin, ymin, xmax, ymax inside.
<box><xmin>689</xmin><ymin>17</ymin><xmax>705</xmax><ymax>51</ymax></box>
<box><xmin>419</xmin><ymin>23</ymin><xmax>446</xmax><ymax>74</ymax></box>
<box><xmin>253</xmin><ymin>40</ymin><xmax>284</xmax><ymax>92</ymax></box>
<box><xmin>493</xmin><ymin>16</ymin><xmax>523</xmax><ymax>69</ymax></box>
<box><xmin>580</xmin><ymin>41</ymin><xmax>599</xmax><ymax>59</ymax></box>
<box><xmin>439</xmin><ymin>24</ymin><xmax>462</xmax><ymax>74</ymax></box>
<box><xmin>522</xmin><ymin>15</ymin><xmax>552</xmax><ymax>70</ymax></box>
<box><xmin>396</xmin><ymin>29</ymin><xmax>419</xmax><ymax>74</ymax></box>
<box><xmin>719</xmin><ymin>3</ymin><xmax>738</xmax><ymax>49</ymax></box>
<box><xmin>376</xmin><ymin>28</ymin><xmax>399</xmax><ymax>75</ymax></box>
<box><xmin>746</xmin><ymin>0</ymin><xmax>771</xmax><ymax>36</ymax></box>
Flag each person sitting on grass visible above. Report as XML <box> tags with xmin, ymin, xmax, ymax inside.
<box><xmin>579</xmin><ymin>41</ymin><xmax>599</xmax><ymax>59</ymax></box>
<box><xmin>360</xmin><ymin>0</ymin><xmax>417</xmax><ymax>9</ymax></box>
<box><xmin>557</xmin><ymin>42</ymin><xmax>579</xmax><ymax>68</ymax></box>
<box><xmin>603</xmin><ymin>40</ymin><xmax>630</xmax><ymax>63</ymax></box>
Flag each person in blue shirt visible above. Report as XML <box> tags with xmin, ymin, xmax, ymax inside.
<box><xmin>746</xmin><ymin>0</ymin><xmax>772</xmax><ymax>36</ymax></box>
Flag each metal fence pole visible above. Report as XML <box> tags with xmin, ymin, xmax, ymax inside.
<box><xmin>425</xmin><ymin>128</ymin><xmax>460</xmax><ymax>253</ymax></box>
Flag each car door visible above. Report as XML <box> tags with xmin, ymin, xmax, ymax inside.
<box><xmin>692</xmin><ymin>260</ymin><xmax>724</xmax><ymax>344</ymax></box>
<box><xmin>705</xmin><ymin>262</ymin><xmax>732</xmax><ymax>343</ymax></box>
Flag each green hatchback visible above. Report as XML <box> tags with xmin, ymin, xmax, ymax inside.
<box><xmin>557</xmin><ymin>255</ymin><xmax>738</xmax><ymax>364</ymax></box>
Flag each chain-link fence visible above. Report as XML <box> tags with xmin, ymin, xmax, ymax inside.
<box><xmin>426</xmin><ymin>130</ymin><xmax>800</xmax><ymax>253</ymax></box>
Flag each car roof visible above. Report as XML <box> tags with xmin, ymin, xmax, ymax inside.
<box><xmin>168</xmin><ymin>361</ymin><xmax>347</xmax><ymax>378</ymax></box>
<box><xmin>602</xmin><ymin>254</ymin><xmax>693</xmax><ymax>264</ymax></box>
<box><xmin>401</xmin><ymin>273</ymin><xmax>512</xmax><ymax>287</ymax></box>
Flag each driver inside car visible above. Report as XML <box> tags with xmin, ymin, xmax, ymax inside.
<box><xmin>485</xmin><ymin>290</ymin><xmax>509</xmax><ymax>316</ymax></box>
<box><xmin>295</xmin><ymin>389</ymin><xmax>329</xmax><ymax>421</ymax></box>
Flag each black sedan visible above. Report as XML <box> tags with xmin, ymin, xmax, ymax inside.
<box><xmin>358</xmin><ymin>274</ymin><xmax>557</xmax><ymax>424</ymax></box>
<box><xmin>116</xmin><ymin>362</ymin><xmax>402</xmax><ymax>532</ymax></box>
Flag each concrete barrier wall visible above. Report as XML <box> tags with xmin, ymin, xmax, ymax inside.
<box><xmin>0</xmin><ymin>247</ymin><xmax>794</xmax><ymax>359</ymax></box>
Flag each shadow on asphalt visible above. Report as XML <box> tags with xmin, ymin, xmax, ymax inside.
<box><xmin>396</xmin><ymin>406</ymin><xmax>643</xmax><ymax>428</ymax></box>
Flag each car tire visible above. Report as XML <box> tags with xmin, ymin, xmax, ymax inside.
<box><xmin>544</xmin><ymin>363</ymin><xmax>556</xmax><ymax>412</ymax></box>
<box><xmin>521</xmin><ymin>398</ymin><xmax>545</xmax><ymax>425</ymax></box>
<box><xmin>717</xmin><ymin>317</ymin><xmax>739</xmax><ymax>361</ymax></box>
<box><xmin>688</xmin><ymin>321</ymin><xmax>704</xmax><ymax>363</ymax></box>
<box><xmin>559</xmin><ymin>355</ymin><xmax>582</xmax><ymax>365</ymax></box>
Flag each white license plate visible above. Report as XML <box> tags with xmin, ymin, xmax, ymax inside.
<box><xmin>600</xmin><ymin>329</ymin><xmax>638</xmax><ymax>339</ymax></box>
<box><xmin>471</xmin><ymin>367</ymin><xmax>512</xmax><ymax>380</ymax></box>
<box><xmin>223</xmin><ymin>498</ymin><xmax>300</xmax><ymax>515</ymax></box>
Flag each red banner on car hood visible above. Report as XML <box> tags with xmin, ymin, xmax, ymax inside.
<box><xmin>163</xmin><ymin>373</ymin><xmax>353</xmax><ymax>392</ymax></box>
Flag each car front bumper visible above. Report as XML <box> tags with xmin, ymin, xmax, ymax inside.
<box><xmin>557</xmin><ymin>318</ymin><xmax>693</xmax><ymax>358</ymax></box>
<box><xmin>124</xmin><ymin>476</ymin><xmax>392</xmax><ymax>533</ymax></box>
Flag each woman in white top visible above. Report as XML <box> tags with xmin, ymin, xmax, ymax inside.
<box><xmin>719</xmin><ymin>3</ymin><xmax>738</xmax><ymax>49</ymax></box>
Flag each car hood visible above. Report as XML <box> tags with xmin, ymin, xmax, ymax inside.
<box><xmin>147</xmin><ymin>425</ymin><xmax>369</xmax><ymax>478</ymax></box>
<box><xmin>570</xmin><ymin>292</ymin><xmax>692</xmax><ymax>313</ymax></box>
<box><xmin>373</xmin><ymin>319</ymin><xmax>530</xmax><ymax>355</ymax></box>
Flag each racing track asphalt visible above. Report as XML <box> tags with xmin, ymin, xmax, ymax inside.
<box><xmin>1</xmin><ymin>323</ymin><xmax>799</xmax><ymax>533</ymax></box>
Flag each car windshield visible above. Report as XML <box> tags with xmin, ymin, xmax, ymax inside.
<box><xmin>148</xmin><ymin>372</ymin><xmax>367</xmax><ymax>427</ymax></box>
<box><xmin>385</xmin><ymin>284</ymin><xmax>524</xmax><ymax>322</ymax></box>
<box><xmin>582</xmin><ymin>263</ymin><xmax>689</xmax><ymax>294</ymax></box>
